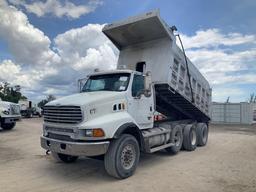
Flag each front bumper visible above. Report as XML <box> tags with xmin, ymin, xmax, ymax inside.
<box><xmin>40</xmin><ymin>136</ymin><xmax>109</xmax><ymax>156</ymax></box>
<box><xmin>2</xmin><ymin>116</ymin><xmax>21</xmax><ymax>123</ymax></box>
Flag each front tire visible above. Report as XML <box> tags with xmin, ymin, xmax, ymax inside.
<box><xmin>104</xmin><ymin>134</ymin><xmax>140</xmax><ymax>179</ymax></box>
<box><xmin>51</xmin><ymin>152</ymin><xmax>78</xmax><ymax>163</ymax></box>
<box><xmin>1</xmin><ymin>122</ymin><xmax>16</xmax><ymax>130</ymax></box>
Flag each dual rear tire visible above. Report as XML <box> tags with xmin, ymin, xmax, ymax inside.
<box><xmin>166</xmin><ymin>123</ymin><xmax>208</xmax><ymax>154</ymax></box>
<box><xmin>182</xmin><ymin>124</ymin><xmax>197</xmax><ymax>151</ymax></box>
<box><xmin>196</xmin><ymin>123</ymin><xmax>208</xmax><ymax>146</ymax></box>
<box><xmin>182</xmin><ymin>123</ymin><xmax>209</xmax><ymax>151</ymax></box>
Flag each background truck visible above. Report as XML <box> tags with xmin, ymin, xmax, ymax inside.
<box><xmin>41</xmin><ymin>10</ymin><xmax>211</xmax><ymax>179</ymax></box>
<box><xmin>19</xmin><ymin>100</ymin><xmax>41</xmax><ymax>118</ymax></box>
<box><xmin>0</xmin><ymin>98</ymin><xmax>21</xmax><ymax>130</ymax></box>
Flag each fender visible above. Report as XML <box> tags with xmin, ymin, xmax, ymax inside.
<box><xmin>113</xmin><ymin>122</ymin><xmax>146</xmax><ymax>152</ymax></box>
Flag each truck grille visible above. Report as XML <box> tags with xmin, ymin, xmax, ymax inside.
<box><xmin>10</xmin><ymin>104</ymin><xmax>20</xmax><ymax>115</ymax></box>
<box><xmin>43</xmin><ymin>105</ymin><xmax>83</xmax><ymax>124</ymax></box>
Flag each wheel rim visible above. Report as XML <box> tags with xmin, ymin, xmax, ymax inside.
<box><xmin>190</xmin><ymin>129</ymin><xmax>196</xmax><ymax>146</ymax></box>
<box><xmin>121</xmin><ymin>144</ymin><xmax>136</xmax><ymax>170</ymax></box>
<box><xmin>174</xmin><ymin>131</ymin><xmax>181</xmax><ymax>146</ymax></box>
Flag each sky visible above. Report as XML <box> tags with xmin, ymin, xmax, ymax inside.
<box><xmin>0</xmin><ymin>0</ymin><xmax>255</xmax><ymax>103</ymax></box>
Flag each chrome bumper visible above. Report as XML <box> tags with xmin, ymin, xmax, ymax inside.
<box><xmin>3</xmin><ymin>116</ymin><xmax>21</xmax><ymax>123</ymax></box>
<box><xmin>40</xmin><ymin>136</ymin><xmax>109</xmax><ymax>156</ymax></box>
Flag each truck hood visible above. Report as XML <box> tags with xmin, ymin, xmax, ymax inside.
<box><xmin>47</xmin><ymin>91</ymin><xmax>126</xmax><ymax>106</ymax></box>
<box><xmin>0</xmin><ymin>101</ymin><xmax>18</xmax><ymax>108</ymax></box>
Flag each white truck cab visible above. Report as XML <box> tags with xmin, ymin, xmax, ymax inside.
<box><xmin>41</xmin><ymin>11</ymin><xmax>211</xmax><ymax>179</ymax></box>
<box><xmin>0</xmin><ymin>99</ymin><xmax>21</xmax><ymax>130</ymax></box>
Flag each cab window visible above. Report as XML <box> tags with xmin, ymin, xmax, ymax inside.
<box><xmin>132</xmin><ymin>75</ymin><xmax>144</xmax><ymax>97</ymax></box>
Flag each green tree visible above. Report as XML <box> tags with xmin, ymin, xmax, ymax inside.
<box><xmin>0</xmin><ymin>82</ymin><xmax>27</xmax><ymax>103</ymax></box>
<box><xmin>37</xmin><ymin>94</ymin><xmax>56</xmax><ymax>108</ymax></box>
<box><xmin>249</xmin><ymin>93</ymin><xmax>256</xmax><ymax>103</ymax></box>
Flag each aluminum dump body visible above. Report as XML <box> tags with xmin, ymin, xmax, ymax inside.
<box><xmin>103</xmin><ymin>10</ymin><xmax>211</xmax><ymax>122</ymax></box>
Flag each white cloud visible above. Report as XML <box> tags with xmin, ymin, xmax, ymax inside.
<box><xmin>0</xmin><ymin>2</ymin><xmax>117</xmax><ymax>102</ymax></box>
<box><xmin>0</xmin><ymin>59</ymin><xmax>56</xmax><ymax>88</ymax></box>
<box><xmin>54</xmin><ymin>24</ymin><xmax>118</xmax><ymax>70</ymax></box>
<box><xmin>0</xmin><ymin>1</ymin><xmax>60</xmax><ymax>66</ymax></box>
<box><xmin>8</xmin><ymin>0</ymin><xmax>103</xmax><ymax>19</ymax></box>
<box><xmin>205</xmin><ymin>72</ymin><xmax>256</xmax><ymax>85</ymax></box>
<box><xmin>0</xmin><ymin>60</ymin><xmax>21</xmax><ymax>82</ymax></box>
<box><xmin>179</xmin><ymin>29</ymin><xmax>256</xmax><ymax>84</ymax></box>
<box><xmin>212</xmin><ymin>87</ymin><xmax>245</xmax><ymax>102</ymax></box>
<box><xmin>180</xmin><ymin>28</ymin><xmax>256</xmax><ymax>49</ymax></box>
<box><xmin>186</xmin><ymin>49</ymin><xmax>256</xmax><ymax>74</ymax></box>
<box><xmin>180</xmin><ymin>29</ymin><xmax>256</xmax><ymax>102</ymax></box>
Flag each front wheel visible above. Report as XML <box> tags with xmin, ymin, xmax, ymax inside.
<box><xmin>104</xmin><ymin>134</ymin><xmax>140</xmax><ymax>179</ymax></box>
<box><xmin>1</xmin><ymin>122</ymin><xmax>16</xmax><ymax>130</ymax></box>
<box><xmin>51</xmin><ymin>152</ymin><xmax>78</xmax><ymax>163</ymax></box>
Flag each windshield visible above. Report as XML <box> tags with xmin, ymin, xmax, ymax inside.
<box><xmin>82</xmin><ymin>73</ymin><xmax>130</xmax><ymax>92</ymax></box>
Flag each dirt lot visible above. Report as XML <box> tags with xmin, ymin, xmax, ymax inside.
<box><xmin>0</xmin><ymin>118</ymin><xmax>256</xmax><ymax>192</ymax></box>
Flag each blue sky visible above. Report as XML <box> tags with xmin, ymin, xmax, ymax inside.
<box><xmin>0</xmin><ymin>0</ymin><xmax>255</xmax><ymax>103</ymax></box>
<box><xmin>20</xmin><ymin>0</ymin><xmax>256</xmax><ymax>37</ymax></box>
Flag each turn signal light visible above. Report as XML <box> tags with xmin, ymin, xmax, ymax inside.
<box><xmin>93</xmin><ymin>128</ymin><xmax>105</xmax><ymax>137</ymax></box>
<box><xmin>85</xmin><ymin>128</ymin><xmax>105</xmax><ymax>137</ymax></box>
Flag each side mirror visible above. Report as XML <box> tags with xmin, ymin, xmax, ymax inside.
<box><xmin>77</xmin><ymin>77</ymin><xmax>88</xmax><ymax>93</ymax></box>
<box><xmin>144</xmin><ymin>71</ymin><xmax>152</xmax><ymax>97</ymax></box>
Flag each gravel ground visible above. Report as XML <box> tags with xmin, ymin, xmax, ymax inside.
<box><xmin>0</xmin><ymin>118</ymin><xmax>255</xmax><ymax>192</ymax></box>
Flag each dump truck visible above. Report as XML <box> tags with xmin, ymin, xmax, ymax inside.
<box><xmin>0</xmin><ymin>98</ymin><xmax>21</xmax><ymax>130</ymax></box>
<box><xmin>40</xmin><ymin>11</ymin><xmax>211</xmax><ymax>179</ymax></box>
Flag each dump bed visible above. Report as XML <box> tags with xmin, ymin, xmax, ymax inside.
<box><xmin>103</xmin><ymin>10</ymin><xmax>211</xmax><ymax>122</ymax></box>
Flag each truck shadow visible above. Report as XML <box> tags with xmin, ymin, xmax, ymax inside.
<box><xmin>40</xmin><ymin>151</ymin><xmax>176</xmax><ymax>182</ymax></box>
<box><xmin>0</xmin><ymin>127</ymin><xmax>18</xmax><ymax>133</ymax></box>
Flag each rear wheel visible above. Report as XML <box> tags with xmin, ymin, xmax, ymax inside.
<box><xmin>104</xmin><ymin>134</ymin><xmax>140</xmax><ymax>179</ymax></box>
<box><xmin>165</xmin><ymin>125</ymin><xmax>183</xmax><ymax>154</ymax></box>
<box><xmin>51</xmin><ymin>152</ymin><xmax>78</xmax><ymax>163</ymax></box>
<box><xmin>183</xmin><ymin>124</ymin><xmax>197</xmax><ymax>151</ymax></box>
<box><xmin>1</xmin><ymin>122</ymin><xmax>16</xmax><ymax>130</ymax></box>
<box><xmin>196</xmin><ymin>123</ymin><xmax>208</xmax><ymax>146</ymax></box>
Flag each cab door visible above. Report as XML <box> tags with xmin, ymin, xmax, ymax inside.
<box><xmin>127</xmin><ymin>74</ymin><xmax>154</xmax><ymax>129</ymax></box>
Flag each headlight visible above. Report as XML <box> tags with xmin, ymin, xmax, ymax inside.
<box><xmin>2</xmin><ymin>110</ymin><xmax>10</xmax><ymax>115</ymax></box>
<box><xmin>85</xmin><ymin>128</ymin><xmax>105</xmax><ymax>137</ymax></box>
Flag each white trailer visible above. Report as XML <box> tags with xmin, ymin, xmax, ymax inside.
<box><xmin>41</xmin><ymin>11</ymin><xmax>211</xmax><ymax>179</ymax></box>
<box><xmin>19</xmin><ymin>100</ymin><xmax>39</xmax><ymax>118</ymax></box>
